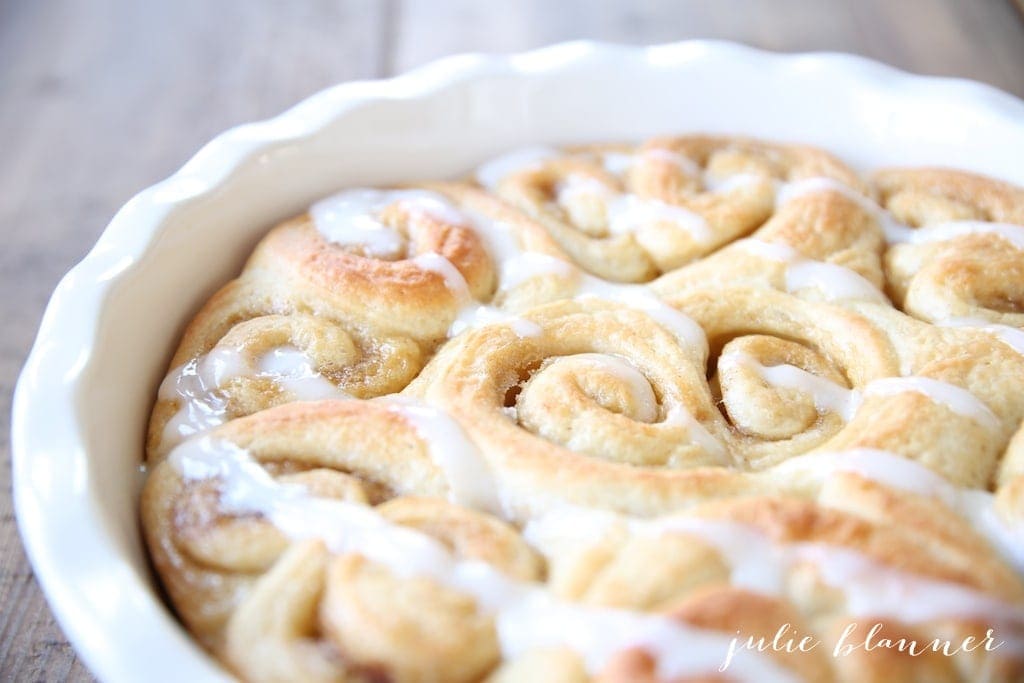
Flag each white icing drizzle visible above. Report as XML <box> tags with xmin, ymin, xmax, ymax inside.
<box><xmin>573</xmin><ymin>273</ymin><xmax>709</xmax><ymax>356</ymax></box>
<box><xmin>792</xmin><ymin>542</ymin><xmax>1023</xmax><ymax>624</ymax></box>
<box><xmin>784</xmin><ymin>261</ymin><xmax>887</xmax><ymax>304</ymax></box>
<box><xmin>555</xmin><ymin>173</ymin><xmax>611</xmax><ymax>205</ymax></box>
<box><xmin>480</xmin><ymin>148</ymin><xmax>1024</xmax><ymax>258</ymax></box>
<box><xmin>736</xmin><ymin>239</ymin><xmax>887</xmax><ymax>304</ymax></box>
<box><xmin>158</xmin><ymin>345</ymin><xmax>348</xmax><ymax>450</ymax></box>
<box><xmin>734</xmin><ymin>238</ymin><xmax>801</xmax><ymax>262</ymax></box>
<box><xmin>571</xmin><ymin>353</ymin><xmax>659</xmax><ymax>423</ymax></box>
<box><xmin>772</xmin><ymin>176</ymin><xmax>920</xmax><ymax>244</ymax></box>
<box><xmin>663</xmin><ymin>405</ymin><xmax>729</xmax><ymax>463</ymax></box>
<box><xmin>378</xmin><ymin>396</ymin><xmax>503</xmax><ymax>515</ymax></box>
<box><xmin>497</xmin><ymin>595</ymin><xmax>794</xmax><ymax>682</ymax></box>
<box><xmin>413</xmin><ymin>251</ymin><xmax>474</xmax><ymax>302</ymax></box>
<box><xmin>525</xmin><ymin>506</ymin><xmax>1024</xmax><ymax>630</ymax></box>
<box><xmin>937</xmin><ymin>317</ymin><xmax>1024</xmax><ymax>356</ymax></box>
<box><xmin>719</xmin><ymin>352</ymin><xmax>1001</xmax><ymax>432</ymax></box>
<box><xmin>312</xmin><ymin>189</ymin><xmax>464</xmax><ymax>258</ymax></box>
<box><xmin>159</xmin><ymin>349</ymin><xmax>248</xmax><ymax>447</ymax></box>
<box><xmin>718</xmin><ymin>352</ymin><xmax>860</xmax><ymax>421</ymax></box>
<box><xmin>555</xmin><ymin>173</ymin><xmax>712</xmax><ymax>243</ymax></box>
<box><xmin>864</xmin><ymin>377</ymin><xmax>1001</xmax><ymax>433</ymax></box>
<box><xmin>599</xmin><ymin>148</ymin><xmax>764</xmax><ymax>195</ymax></box>
<box><xmin>599</xmin><ymin>151</ymin><xmax>635</xmax><ymax>176</ymax></box>
<box><xmin>498</xmin><ymin>252</ymin><xmax>575</xmax><ymax>290</ymax></box>
<box><xmin>704</xmin><ymin>172</ymin><xmax>766</xmax><ymax>194</ymax></box>
<box><xmin>519</xmin><ymin>503</ymin><xmax>619</xmax><ymax>556</ymax></box>
<box><xmin>449</xmin><ymin>305</ymin><xmax>543</xmax><ymax>338</ymax></box>
<box><xmin>772</xmin><ymin>449</ymin><xmax>1024</xmax><ymax>573</ymax></box>
<box><xmin>776</xmin><ymin>177</ymin><xmax>876</xmax><ymax>214</ymax></box>
<box><xmin>256</xmin><ymin>347</ymin><xmax>346</xmax><ymax>401</ymax></box>
<box><xmin>606</xmin><ymin>194</ymin><xmax>711</xmax><ymax>242</ymax></box>
<box><xmin>773</xmin><ymin>175</ymin><xmax>1024</xmax><ymax>251</ymax></box>
<box><xmin>896</xmin><ymin>220</ymin><xmax>1024</xmax><ymax>251</ymax></box>
<box><xmin>451</xmin><ymin>204</ymin><xmax>569</xmax><ymax>294</ymax></box>
<box><xmin>475</xmin><ymin>146</ymin><xmax>558</xmax><ymax>190</ymax></box>
<box><xmin>313</xmin><ymin>186</ymin><xmax>561</xmax><ymax>340</ymax></box>
<box><xmin>171</xmin><ymin>438</ymin><xmax>796</xmax><ymax>683</ymax></box>
<box><xmin>638</xmin><ymin>148</ymin><xmax>703</xmax><ymax>177</ymax></box>
<box><xmin>413</xmin><ymin>251</ymin><xmax>541</xmax><ymax>339</ymax></box>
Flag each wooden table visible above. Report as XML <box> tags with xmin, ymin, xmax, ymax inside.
<box><xmin>2</xmin><ymin>1</ymin><xmax>1022</xmax><ymax>679</ymax></box>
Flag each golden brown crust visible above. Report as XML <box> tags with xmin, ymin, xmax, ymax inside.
<box><xmin>875</xmin><ymin>168</ymin><xmax>1024</xmax><ymax>326</ymax></box>
<box><xmin>142</xmin><ymin>135</ymin><xmax>1024</xmax><ymax>681</ymax></box>
<box><xmin>485</xmin><ymin>136</ymin><xmax>863</xmax><ymax>283</ymax></box>
<box><xmin>145</xmin><ymin>182</ymin><xmax>569</xmax><ymax>462</ymax></box>
<box><xmin>874</xmin><ymin>168</ymin><xmax>1024</xmax><ymax>225</ymax></box>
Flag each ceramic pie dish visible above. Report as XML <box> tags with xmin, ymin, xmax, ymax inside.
<box><xmin>12</xmin><ymin>41</ymin><xmax>1024</xmax><ymax>683</ymax></box>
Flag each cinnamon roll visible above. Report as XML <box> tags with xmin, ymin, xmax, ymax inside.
<box><xmin>875</xmin><ymin>168</ymin><xmax>1024</xmax><ymax>326</ymax></box>
<box><xmin>147</xmin><ymin>182</ymin><xmax>568</xmax><ymax>460</ymax></box>
<box><xmin>477</xmin><ymin>136</ymin><xmax>864</xmax><ymax>283</ymax></box>
<box><xmin>142</xmin><ymin>135</ymin><xmax>1024</xmax><ymax>682</ymax></box>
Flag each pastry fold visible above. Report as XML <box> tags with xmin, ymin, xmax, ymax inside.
<box><xmin>143</xmin><ymin>135</ymin><xmax>1024</xmax><ymax>682</ymax></box>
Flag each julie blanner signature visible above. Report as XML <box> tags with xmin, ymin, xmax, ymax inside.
<box><xmin>719</xmin><ymin>622</ymin><xmax>1004</xmax><ymax>672</ymax></box>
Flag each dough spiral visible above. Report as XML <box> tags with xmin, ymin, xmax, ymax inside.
<box><xmin>143</xmin><ymin>135</ymin><xmax>1024</xmax><ymax>682</ymax></box>
<box><xmin>146</xmin><ymin>182</ymin><xmax>567</xmax><ymax>460</ymax></box>
<box><xmin>479</xmin><ymin>136</ymin><xmax>865</xmax><ymax>283</ymax></box>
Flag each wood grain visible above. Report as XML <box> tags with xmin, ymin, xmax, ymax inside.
<box><xmin>1</xmin><ymin>1</ymin><xmax>1022</xmax><ymax>680</ymax></box>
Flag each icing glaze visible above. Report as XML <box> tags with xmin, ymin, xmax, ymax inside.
<box><xmin>773</xmin><ymin>449</ymin><xmax>1024</xmax><ymax>573</ymax></box>
<box><xmin>573</xmin><ymin>273</ymin><xmax>708</xmax><ymax>354</ymax></box>
<box><xmin>938</xmin><ymin>317</ymin><xmax>1024</xmax><ymax>356</ymax></box>
<box><xmin>736</xmin><ymin>239</ymin><xmax>887</xmax><ymax>304</ymax></box>
<box><xmin>379</xmin><ymin>396</ymin><xmax>504</xmax><ymax>515</ymax></box>
<box><xmin>312</xmin><ymin>189</ymin><xmax>465</xmax><ymax>258</ymax></box>
<box><xmin>718</xmin><ymin>352</ymin><xmax>860</xmax><ymax>421</ymax></box>
<box><xmin>159</xmin><ymin>345</ymin><xmax>347</xmax><ymax>451</ymax></box>
<box><xmin>525</xmin><ymin>505</ymin><xmax>1024</xmax><ymax>629</ymax></box>
<box><xmin>475</xmin><ymin>147</ymin><xmax>559</xmax><ymax>190</ymax></box>
<box><xmin>555</xmin><ymin>173</ymin><xmax>712</xmax><ymax>243</ymax></box>
<box><xmin>719</xmin><ymin>352</ymin><xmax>1002</xmax><ymax>432</ymax></box>
<box><xmin>570</xmin><ymin>353</ymin><xmax>659</xmax><ymax>423</ymax></box>
<box><xmin>864</xmin><ymin>376</ymin><xmax>1001</xmax><ymax>433</ymax></box>
<box><xmin>171</xmin><ymin>438</ymin><xmax>795</xmax><ymax>682</ymax></box>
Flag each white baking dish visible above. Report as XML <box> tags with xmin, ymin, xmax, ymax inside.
<box><xmin>12</xmin><ymin>41</ymin><xmax>1024</xmax><ymax>682</ymax></box>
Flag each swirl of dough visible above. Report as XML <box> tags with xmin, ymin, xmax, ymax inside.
<box><xmin>663</xmin><ymin>287</ymin><xmax>900</xmax><ymax>469</ymax></box>
<box><xmin>406</xmin><ymin>292</ymin><xmax>910</xmax><ymax>517</ymax></box>
<box><xmin>523</xmin><ymin>485</ymin><xmax>1024</xmax><ymax>683</ymax></box>
<box><xmin>142</xmin><ymin>399</ymin><xmax>541</xmax><ymax>679</ymax></box>
<box><xmin>875</xmin><ymin>168</ymin><xmax>1024</xmax><ymax>325</ymax></box>
<box><xmin>147</xmin><ymin>311</ymin><xmax>424</xmax><ymax>460</ymax></box>
<box><xmin>221</xmin><ymin>498</ymin><xmax>542</xmax><ymax>683</ymax></box>
<box><xmin>252</xmin><ymin>182</ymin><xmax>564</xmax><ymax>339</ymax></box>
<box><xmin>716</xmin><ymin>334</ymin><xmax>854</xmax><ymax>440</ymax></box>
<box><xmin>148</xmin><ymin>182</ymin><xmax>571</xmax><ymax>460</ymax></box>
<box><xmin>651</xmin><ymin>169</ymin><xmax>889</xmax><ymax>303</ymax></box>
<box><xmin>681</xmin><ymin>286</ymin><xmax>1024</xmax><ymax>488</ymax></box>
<box><xmin>141</xmin><ymin>136</ymin><xmax>1024</xmax><ymax>682</ymax></box>
<box><xmin>480</xmin><ymin>136</ymin><xmax>864</xmax><ymax>283</ymax></box>
<box><xmin>408</xmin><ymin>297</ymin><xmax>725</xmax><ymax>481</ymax></box>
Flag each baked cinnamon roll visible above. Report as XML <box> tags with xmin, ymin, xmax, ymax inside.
<box><xmin>142</xmin><ymin>135</ymin><xmax>1024</xmax><ymax>682</ymax></box>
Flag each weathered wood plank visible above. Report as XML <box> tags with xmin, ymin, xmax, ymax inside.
<box><xmin>0</xmin><ymin>2</ymin><xmax>386</xmax><ymax>680</ymax></box>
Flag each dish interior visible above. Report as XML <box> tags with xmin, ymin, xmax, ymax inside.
<box><xmin>16</xmin><ymin>43</ymin><xmax>1024</xmax><ymax>680</ymax></box>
